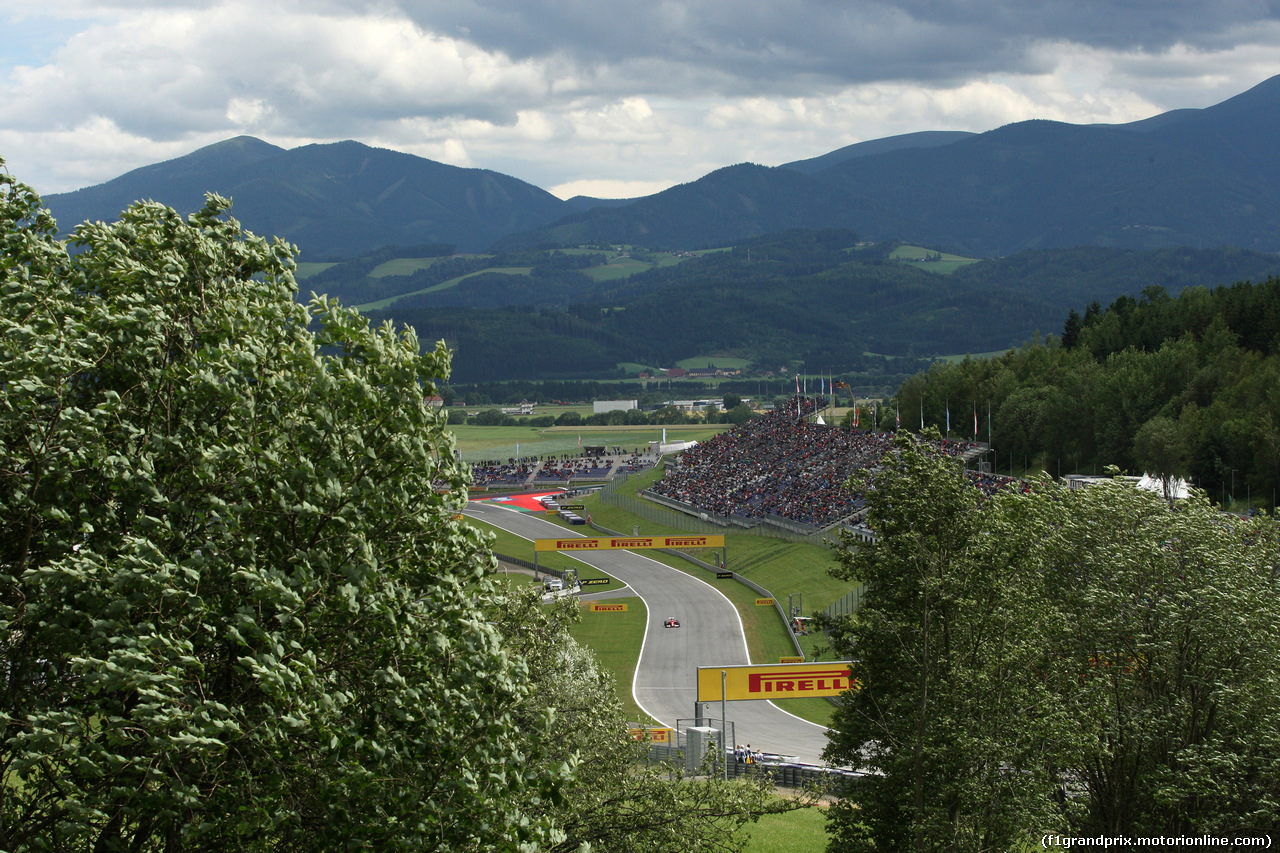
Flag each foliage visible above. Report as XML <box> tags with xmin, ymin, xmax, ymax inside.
<box><xmin>491</xmin><ymin>591</ymin><xmax>798</xmax><ymax>853</ymax></box>
<box><xmin>823</xmin><ymin>434</ymin><xmax>1077</xmax><ymax>852</ymax></box>
<box><xmin>0</xmin><ymin>167</ymin><xmax>566</xmax><ymax>851</ymax></box>
<box><xmin>823</xmin><ymin>436</ymin><xmax>1280</xmax><ymax>850</ymax></box>
<box><xmin>894</xmin><ymin>277</ymin><xmax>1280</xmax><ymax>506</ymax></box>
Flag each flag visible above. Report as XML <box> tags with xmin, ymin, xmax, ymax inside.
<box><xmin>853</xmin><ymin>403</ymin><xmax>859</xmax><ymax>428</ymax></box>
<box><xmin>973</xmin><ymin>406</ymin><xmax>978</xmax><ymax>437</ymax></box>
<box><xmin>946</xmin><ymin>401</ymin><xmax>950</xmax><ymax>435</ymax></box>
<box><xmin>896</xmin><ymin>404</ymin><xmax>901</xmax><ymax>429</ymax></box>
<box><xmin>516</xmin><ymin>441</ymin><xmax>520</xmax><ymax>458</ymax></box>
<box><xmin>577</xmin><ymin>434</ymin><xmax>581</xmax><ymax>449</ymax></box>
<box><xmin>920</xmin><ymin>400</ymin><xmax>924</xmax><ymax>431</ymax></box>
<box><xmin>795</xmin><ymin>374</ymin><xmax>800</xmax><ymax>394</ymax></box>
<box><xmin>873</xmin><ymin>400</ymin><xmax>878</xmax><ymax>429</ymax></box>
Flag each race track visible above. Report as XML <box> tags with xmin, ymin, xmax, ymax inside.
<box><xmin>465</xmin><ymin>500</ymin><xmax>836</xmax><ymax>766</ymax></box>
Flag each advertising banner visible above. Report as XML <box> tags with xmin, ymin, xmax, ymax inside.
<box><xmin>627</xmin><ymin>727</ymin><xmax>673</xmax><ymax>743</ymax></box>
<box><xmin>590</xmin><ymin>602</ymin><xmax>629</xmax><ymax>612</ymax></box>
<box><xmin>696</xmin><ymin>662</ymin><xmax>856</xmax><ymax>701</ymax></box>
<box><xmin>535</xmin><ymin>535</ymin><xmax>726</xmax><ymax>552</ymax></box>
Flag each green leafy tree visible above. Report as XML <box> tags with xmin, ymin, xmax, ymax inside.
<box><xmin>0</xmin><ymin>168</ymin><xmax>566</xmax><ymax>851</ymax></box>
<box><xmin>824</xmin><ymin>435</ymin><xmax>1280</xmax><ymax>850</ymax></box>
<box><xmin>490</xmin><ymin>591</ymin><xmax>795</xmax><ymax>853</ymax></box>
<box><xmin>1048</xmin><ymin>480</ymin><xmax>1280</xmax><ymax>835</ymax></box>
<box><xmin>823</xmin><ymin>434</ymin><xmax>1076</xmax><ymax>852</ymax></box>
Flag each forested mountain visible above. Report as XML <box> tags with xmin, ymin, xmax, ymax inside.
<box><xmin>325</xmin><ymin>232</ymin><xmax>1280</xmax><ymax>382</ymax></box>
<box><xmin>894</xmin><ymin>277</ymin><xmax>1280</xmax><ymax>508</ymax></box>
<box><xmin>507</xmin><ymin>75</ymin><xmax>1280</xmax><ymax>254</ymax></box>
<box><xmin>38</xmin><ymin>74</ymin><xmax>1280</xmax><ymax>261</ymax></box>
<box><xmin>44</xmin><ymin>138</ymin><xmax>572</xmax><ymax>258</ymax></box>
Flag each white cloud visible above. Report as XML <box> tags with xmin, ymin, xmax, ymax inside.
<box><xmin>3</xmin><ymin>0</ymin><xmax>1280</xmax><ymax>196</ymax></box>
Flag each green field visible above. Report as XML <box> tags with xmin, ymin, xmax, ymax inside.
<box><xmin>368</xmin><ymin>257</ymin><xmax>446</xmax><ymax>277</ymax></box>
<box><xmin>355</xmin><ymin>266</ymin><xmax>533</xmax><ymax>311</ymax></box>
<box><xmin>890</xmin><ymin>244</ymin><xmax>980</xmax><ymax>275</ymax></box>
<box><xmin>566</xmin><ymin>596</ymin><xmax>651</xmax><ymax>721</ymax></box>
<box><xmin>295</xmin><ymin>261</ymin><xmax>338</xmax><ymax>279</ymax></box>
<box><xmin>449</xmin><ymin>423</ymin><xmax>728</xmax><ymax>462</ymax></box>
<box><xmin>675</xmin><ymin>355</ymin><xmax>753</xmax><ymax>370</ymax></box>
<box><xmin>740</xmin><ymin>805</ymin><xmax>829</xmax><ymax>853</ymax></box>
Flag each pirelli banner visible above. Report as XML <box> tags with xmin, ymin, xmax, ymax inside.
<box><xmin>535</xmin><ymin>535</ymin><xmax>726</xmax><ymax>552</ymax></box>
<box><xmin>697</xmin><ymin>662</ymin><xmax>856</xmax><ymax>702</ymax></box>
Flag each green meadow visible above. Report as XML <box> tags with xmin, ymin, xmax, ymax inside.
<box><xmin>448</xmin><ymin>423</ymin><xmax>728</xmax><ymax>462</ymax></box>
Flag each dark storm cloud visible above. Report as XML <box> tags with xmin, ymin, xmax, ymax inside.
<box><xmin>393</xmin><ymin>0</ymin><xmax>1280</xmax><ymax>92</ymax></box>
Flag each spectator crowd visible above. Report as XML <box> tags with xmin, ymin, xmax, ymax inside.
<box><xmin>649</xmin><ymin>397</ymin><xmax>985</xmax><ymax>530</ymax></box>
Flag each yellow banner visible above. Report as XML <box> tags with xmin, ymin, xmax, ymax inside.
<box><xmin>535</xmin><ymin>535</ymin><xmax>726</xmax><ymax>552</ymax></box>
<box><xmin>590</xmin><ymin>602</ymin><xmax>629</xmax><ymax>612</ymax></box>
<box><xmin>755</xmin><ymin>598</ymin><xmax>775</xmax><ymax>606</ymax></box>
<box><xmin>779</xmin><ymin>656</ymin><xmax>806</xmax><ymax>664</ymax></box>
<box><xmin>628</xmin><ymin>727</ymin><xmax>673</xmax><ymax>743</ymax></box>
<box><xmin>697</xmin><ymin>662</ymin><xmax>856</xmax><ymax>701</ymax></box>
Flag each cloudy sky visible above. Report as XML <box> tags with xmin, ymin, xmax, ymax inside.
<box><xmin>3</xmin><ymin>0</ymin><xmax>1280</xmax><ymax>200</ymax></box>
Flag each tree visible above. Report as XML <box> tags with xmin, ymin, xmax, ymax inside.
<box><xmin>823</xmin><ymin>434</ymin><xmax>1077</xmax><ymax>852</ymax></box>
<box><xmin>0</xmin><ymin>168</ymin><xmax>567</xmax><ymax>850</ymax></box>
<box><xmin>823</xmin><ymin>434</ymin><xmax>1280</xmax><ymax>850</ymax></box>
<box><xmin>1132</xmin><ymin>414</ymin><xmax>1187</xmax><ymax>504</ymax></box>
<box><xmin>722</xmin><ymin>392</ymin><xmax>743</xmax><ymax>411</ymax></box>
<box><xmin>1047</xmin><ymin>479</ymin><xmax>1280</xmax><ymax>836</ymax></box>
<box><xmin>489</xmin><ymin>591</ymin><xmax>795</xmax><ymax>853</ymax></box>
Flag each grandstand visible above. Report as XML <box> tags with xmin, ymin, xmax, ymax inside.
<box><xmin>648</xmin><ymin>396</ymin><xmax>992</xmax><ymax>531</ymax></box>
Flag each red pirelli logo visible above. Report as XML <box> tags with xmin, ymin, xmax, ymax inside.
<box><xmin>747</xmin><ymin>668</ymin><xmax>852</xmax><ymax>694</ymax></box>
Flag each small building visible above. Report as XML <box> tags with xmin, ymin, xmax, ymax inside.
<box><xmin>501</xmin><ymin>400</ymin><xmax>536</xmax><ymax>416</ymax></box>
<box><xmin>593</xmin><ymin>399</ymin><xmax>638</xmax><ymax>414</ymax></box>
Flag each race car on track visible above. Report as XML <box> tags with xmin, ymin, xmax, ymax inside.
<box><xmin>664</xmin><ymin>617</ymin><xmax>681</xmax><ymax>628</ymax></box>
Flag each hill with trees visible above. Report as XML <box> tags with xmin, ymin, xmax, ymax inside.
<box><xmin>43</xmin><ymin>137</ymin><xmax>572</xmax><ymax>259</ymax></box>
<box><xmin>323</xmin><ymin>232</ymin><xmax>1280</xmax><ymax>383</ymax></box>
<box><xmin>0</xmin><ymin>164</ymin><xmax>789</xmax><ymax>850</ymax></box>
<box><xmin>893</xmin><ymin>276</ymin><xmax>1280</xmax><ymax>509</ymax></box>
<box><xmin>39</xmin><ymin>75</ymin><xmax>1280</xmax><ymax>261</ymax></box>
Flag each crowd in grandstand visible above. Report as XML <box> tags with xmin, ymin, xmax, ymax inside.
<box><xmin>649</xmin><ymin>396</ymin><xmax>984</xmax><ymax>530</ymax></box>
<box><xmin>469</xmin><ymin>450</ymin><xmax>656</xmax><ymax>488</ymax></box>
<box><xmin>467</xmin><ymin>398</ymin><xmax>997</xmax><ymax>529</ymax></box>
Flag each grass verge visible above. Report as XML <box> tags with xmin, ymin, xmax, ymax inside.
<box><xmin>567</xmin><ymin>596</ymin><xmax>651</xmax><ymax>722</ymax></box>
<box><xmin>739</xmin><ymin>804</ymin><xmax>828</xmax><ymax>852</ymax></box>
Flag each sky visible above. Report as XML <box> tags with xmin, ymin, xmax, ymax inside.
<box><xmin>3</xmin><ymin>1</ymin><xmax>1280</xmax><ymax>200</ymax></box>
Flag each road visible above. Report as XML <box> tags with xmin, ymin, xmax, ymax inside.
<box><xmin>465</xmin><ymin>500</ymin><xmax>837</xmax><ymax>766</ymax></box>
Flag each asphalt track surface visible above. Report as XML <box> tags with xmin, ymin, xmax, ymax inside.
<box><xmin>465</xmin><ymin>500</ymin><xmax>836</xmax><ymax>766</ymax></box>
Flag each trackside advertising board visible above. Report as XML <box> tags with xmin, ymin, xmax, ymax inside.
<box><xmin>535</xmin><ymin>535</ymin><xmax>726</xmax><ymax>552</ymax></box>
<box><xmin>696</xmin><ymin>662</ymin><xmax>856</xmax><ymax>701</ymax></box>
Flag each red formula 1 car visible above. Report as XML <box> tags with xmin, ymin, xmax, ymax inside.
<box><xmin>664</xmin><ymin>617</ymin><xmax>681</xmax><ymax>628</ymax></box>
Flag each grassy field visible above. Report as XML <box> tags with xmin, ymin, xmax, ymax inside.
<box><xmin>295</xmin><ymin>262</ymin><xmax>338</xmax><ymax>279</ymax></box>
<box><xmin>355</xmin><ymin>266</ymin><xmax>534</xmax><ymax>310</ymax></box>
<box><xmin>675</xmin><ymin>355</ymin><xmax>754</xmax><ymax>370</ymax></box>
<box><xmin>566</xmin><ymin>596</ymin><xmax>651</xmax><ymax>721</ymax></box>
<box><xmin>739</xmin><ymin>805</ymin><xmax>828</xmax><ymax>853</ymax></box>
<box><xmin>368</xmin><ymin>257</ymin><xmax>448</xmax><ymax>277</ymax></box>
<box><xmin>889</xmin><ymin>244</ymin><xmax>980</xmax><ymax>275</ymax></box>
<box><xmin>449</xmin><ymin>423</ymin><xmax>728</xmax><ymax>462</ymax></box>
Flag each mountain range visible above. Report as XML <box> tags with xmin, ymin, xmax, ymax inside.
<box><xmin>41</xmin><ymin>74</ymin><xmax>1280</xmax><ymax>260</ymax></box>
